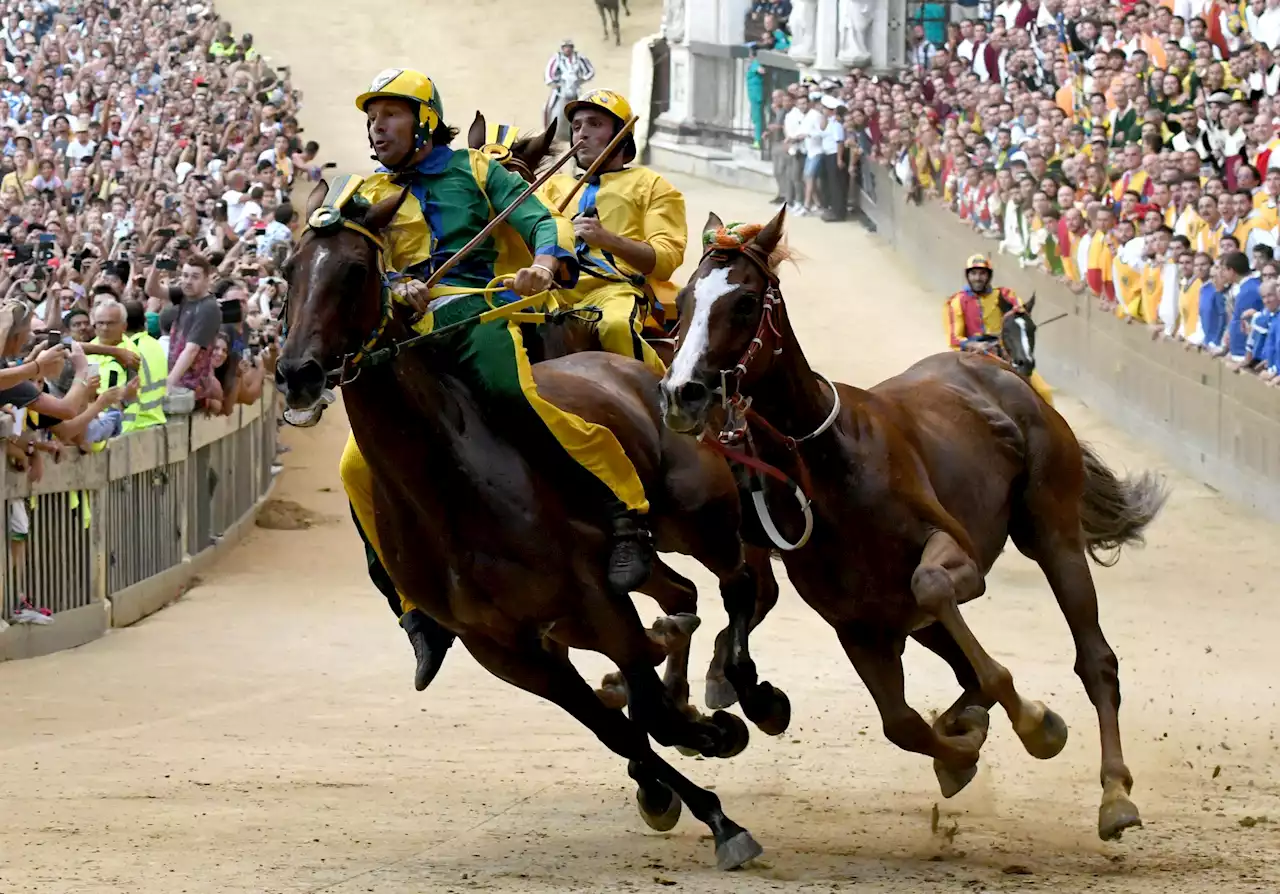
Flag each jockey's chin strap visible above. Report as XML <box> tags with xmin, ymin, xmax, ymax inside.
<box><xmin>690</xmin><ymin>239</ymin><xmax>842</xmax><ymax>551</ymax></box>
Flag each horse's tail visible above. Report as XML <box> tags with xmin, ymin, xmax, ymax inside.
<box><xmin>1077</xmin><ymin>441</ymin><xmax>1169</xmax><ymax>567</ymax></box>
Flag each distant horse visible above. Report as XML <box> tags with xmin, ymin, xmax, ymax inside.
<box><xmin>276</xmin><ymin>184</ymin><xmax>784</xmax><ymax>871</ymax></box>
<box><xmin>596</xmin><ymin>0</ymin><xmax>628</xmax><ymax>45</ymax></box>
<box><xmin>659</xmin><ymin>209</ymin><xmax>1169</xmax><ymax>843</ymax></box>
<box><xmin>962</xmin><ymin>292</ymin><xmax>1054</xmax><ymax>405</ymax></box>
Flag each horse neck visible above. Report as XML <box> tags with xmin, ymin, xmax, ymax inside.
<box><xmin>747</xmin><ymin>299</ymin><xmax>833</xmax><ymax>441</ymax></box>
<box><xmin>341</xmin><ymin>332</ymin><xmax>466</xmax><ymax>475</ymax></box>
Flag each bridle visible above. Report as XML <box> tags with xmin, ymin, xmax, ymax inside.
<box><xmin>681</xmin><ymin>236</ymin><xmax>841</xmax><ymax>551</ymax></box>
<box><xmin>295</xmin><ymin>201</ymin><xmax>397</xmax><ymax>388</ymax></box>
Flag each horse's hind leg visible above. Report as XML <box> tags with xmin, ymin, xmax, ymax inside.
<box><xmin>461</xmin><ymin>634</ymin><xmax>763</xmax><ymax>870</ymax></box>
<box><xmin>837</xmin><ymin>625</ymin><xmax>990</xmax><ymax>794</ymax></box>
<box><xmin>613</xmin><ymin>9</ymin><xmax>621</xmax><ymax>45</ymax></box>
<box><xmin>1012</xmin><ymin>492</ymin><xmax>1140</xmax><ymax>841</ymax></box>
<box><xmin>913</xmin><ymin>531</ymin><xmax>1070</xmax><ymax>783</ymax></box>
<box><xmin>598</xmin><ymin>3</ymin><xmax>609</xmax><ymax>39</ymax></box>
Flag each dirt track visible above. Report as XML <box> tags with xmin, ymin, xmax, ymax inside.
<box><xmin>1</xmin><ymin>2</ymin><xmax>1278</xmax><ymax>892</ymax></box>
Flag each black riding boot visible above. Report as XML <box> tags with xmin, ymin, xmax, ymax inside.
<box><xmin>608</xmin><ymin>506</ymin><xmax>654</xmax><ymax>594</ymax></box>
<box><xmin>399</xmin><ymin>609</ymin><xmax>456</xmax><ymax>692</ymax></box>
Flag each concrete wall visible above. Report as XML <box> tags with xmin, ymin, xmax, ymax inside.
<box><xmin>650</xmin><ymin>139</ymin><xmax>1280</xmax><ymax>522</ymax></box>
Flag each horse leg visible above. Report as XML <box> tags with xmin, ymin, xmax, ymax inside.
<box><xmin>707</xmin><ymin>547</ymin><xmax>790</xmax><ymax>735</ymax></box>
<box><xmin>1013</xmin><ymin>505</ymin><xmax>1139</xmax><ymax>841</ymax></box>
<box><xmin>706</xmin><ymin>546</ymin><xmax>779</xmax><ymax>709</ymax></box>
<box><xmin>461</xmin><ymin>634</ymin><xmax>763</xmax><ymax>870</ymax></box>
<box><xmin>623</xmin><ymin>0</ymin><xmax>631</xmax><ymax>14</ymax></box>
<box><xmin>598</xmin><ymin>2</ymin><xmax>609</xmax><ymax>39</ymax></box>
<box><xmin>574</xmin><ymin>587</ymin><xmax>749</xmax><ymax>760</ymax></box>
<box><xmin>912</xmin><ymin>532</ymin><xmax>1070</xmax><ymax>777</ymax></box>
<box><xmin>911</xmin><ymin>622</ymin><xmax>996</xmax><ymax>735</ymax></box>
<box><xmin>836</xmin><ymin>625</ymin><xmax>990</xmax><ymax>796</ymax></box>
<box><xmin>613</xmin><ymin>8</ymin><xmax>621</xmax><ymax>45</ymax></box>
<box><xmin>599</xmin><ymin>561</ymin><xmax>701</xmax><ymax>714</ymax></box>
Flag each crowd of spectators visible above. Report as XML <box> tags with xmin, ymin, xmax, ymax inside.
<box><xmin>754</xmin><ymin>0</ymin><xmax>1280</xmax><ymax>386</ymax></box>
<box><xmin>0</xmin><ymin>0</ymin><xmax>321</xmax><ymax>626</ymax></box>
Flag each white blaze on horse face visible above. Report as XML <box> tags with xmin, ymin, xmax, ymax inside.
<box><xmin>1016</xmin><ymin>315</ymin><xmax>1032</xmax><ymax>361</ymax></box>
<box><xmin>666</xmin><ymin>266</ymin><xmax>737</xmax><ymax>392</ymax></box>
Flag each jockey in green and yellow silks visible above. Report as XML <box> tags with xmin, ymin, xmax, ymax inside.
<box><xmin>335</xmin><ymin>70</ymin><xmax>657</xmax><ymax>692</ymax></box>
<box><xmin>944</xmin><ymin>253</ymin><xmax>1054</xmax><ymax>405</ymax></box>
<box><xmin>539</xmin><ymin>89</ymin><xmax>686</xmax><ymax>374</ymax></box>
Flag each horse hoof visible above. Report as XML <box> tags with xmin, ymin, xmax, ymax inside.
<box><xmin>752</xmin><ymin>685</ymin><xmax>791</xmax><ymax>737</ymax></box>
<box><xmin>675</xmin><ymin>744</ymin><xmax>700</xmax><ymax>757</ymax></box>
<box><xmin>934</xmin><ymin>758</ymin><xmax>979</xmax><ymax>799</ymax></box>
<box><xmin>711</xmin><ymin>710</ymin><xmax>750</xmax><ymax>759</ymax></box>
<box><xmin>636</xmin><ymin>784</ymin><xmax>682</xmax><ymax>832</ymax></box>
<box><xmin>956</xmin><ymin>705</ymin><xmax>991</xmax><ymax>744</ymax></box>
<box><xmin>715</xmin><ymin>829</ymin><xmax>763</xmax><ymax>871</ymax></box>
<box><xmin>705</xmin><ymin>676</ymin><xmax>739</xmax><ymax>710</ymax></box>
<box><xmin>1019</xmin><ymin>703</ymin><xmax>1068</xmax><ymax>760</ymax></box>
<box><xmin>1098</xmin><ymin>795</ymin><xmax>1143</xmax><ymax>841</ymax></box>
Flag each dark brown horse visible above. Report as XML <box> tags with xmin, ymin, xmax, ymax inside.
<box><xmin>275</xmin><ymin>184</ymin><xmax>781</xmax><ymax>870</ymax></box>
<box><xmin>658</xmin><ymin>209</ymin><xmax>1168</xmax><ymax>842</ymax></box>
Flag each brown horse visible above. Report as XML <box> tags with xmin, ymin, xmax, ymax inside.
<box><xmin>658</xmin><ymin>209</ymin><xmax>1168</xmax><ymax>842</ymax></box>
<box><xmin>275</xmin><ymin>184</ymin><xmax>780</xmax><ymax>870</ymax></box>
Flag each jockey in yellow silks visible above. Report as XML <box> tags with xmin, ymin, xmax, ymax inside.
<box><xmin>944</xmin><ymin>253</ymin><xmax>1055</xmax><ymax>405</ymax></box>
<box><xmin>538</xmin><ymin>89</ymin><xmax>686</xmax><ymax>375</ymax></box>
<box><xmin>335</xmin><ymin>70</ymin><xmax>656</xmax><ymax>691</ymax></box>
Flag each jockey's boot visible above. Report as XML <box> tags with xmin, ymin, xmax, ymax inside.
<box><xmin>608</xmin><ymin>506</ymin><xmax>654</xmax><ymax>594</ymax></box>
<box><xmin>399</xmin><ymin>609</ymin><xmax>456</xmax><ymax>692</ymax></box>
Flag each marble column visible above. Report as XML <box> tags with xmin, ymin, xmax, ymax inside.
<box><xmin>718</xmin><ymin>0</ymin><xmax>751</xmax><ymax>45</ymax></box>
<box><xmin>813</xmin><ymin>0</ymin><xmax>840</xmax><ymax>72</ymax></box>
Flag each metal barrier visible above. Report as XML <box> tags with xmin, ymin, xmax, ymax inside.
<box><xmin>1</xmin><ymin>392</ymin><xmax>278</xmax><ymax>660</ymax></box>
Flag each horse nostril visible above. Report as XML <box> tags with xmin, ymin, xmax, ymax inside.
<box><xmin>679</xmin><ymin>381</ymin><xmax>709</xmax><ymax>405</ymax></box>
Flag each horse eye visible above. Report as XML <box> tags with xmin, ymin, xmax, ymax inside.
<box><xmin>731</xmin><ymin>293</ymin><xmax>757</xmax><ymax>317</ymax></box>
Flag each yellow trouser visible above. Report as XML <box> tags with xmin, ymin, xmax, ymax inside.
<box><xmin>573</xmin><ymin>282</ymin><xmax>668</xmax><ymax>378</ymax></box>
<box><xmin>341</xmin><ymin>431</ymin><xmax>416</xmax><ymax>614</ymax></box>
<box><xmin>1027</xmin><ymin>369</ymin><xmax>1054</xmax><ymax>406</ymax></box>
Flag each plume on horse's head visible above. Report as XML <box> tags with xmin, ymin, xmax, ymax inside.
<box><xmin>701</xmin><ymin>210</ymin><xmax>797</xmax><ymax>271</ymax></box>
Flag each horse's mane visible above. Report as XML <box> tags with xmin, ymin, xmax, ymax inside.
<box><xmin>703</xmin><ymin>222</ymin><xmax>796</xmax><ymax>271</ymax></box>
<box><xmin>512</xmin><ymin>134</ymin><xmax>557</xmax><ymax>177</ymax></box>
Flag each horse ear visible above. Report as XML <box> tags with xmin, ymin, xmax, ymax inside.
<box><xmin>751</xmin><ymin>205</ymin><xmax>788</xmax><ymax>255</ymax></box>
<box><xmin>365</xmin><ymin>187</ymin><xmax>409</xmax><ymax>234</ymax></box>
<box><xmin>1025</xmin><ymin>292</ymin><xmax>1037</xmax><ymax>315</ymax></box>
<box><xmin>702</xmin><ymin>212</ymin><xmax>724</xmax><ymax>241</ymax></box>
<box><xmin>306</xmin><ymin>179</ymin><xmax>329</xmax><ymax>220</ymax></box>
<box><xmin>467</xmin><ymin>111</ymin><xmax>486</xmax><ymax>151</ymax></box>
<box><xmin>524</xmin><ymin>119</ymin><xmax>557</xmax><ymax>166</ymax></box>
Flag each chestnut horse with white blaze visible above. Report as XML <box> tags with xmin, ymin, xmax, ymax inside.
<box><xmin>658</xmin><ymin>209</ymin><xmax>1168</xmax><ymax>842</ymax></box>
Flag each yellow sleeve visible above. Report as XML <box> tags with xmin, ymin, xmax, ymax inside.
<box><xmin>357</xmin><ymin>175</ymin><xmax>433</xmax><ymax>275</ymax></box>
<box><xmin>944</xmin><ymin>295</ymin><xmax>965</xmax><ymax>348</ymax></box>
<box><xmin>643</xmin><ymin>173</ymin><xmax>687</xmax><ymax>282</ymax></box>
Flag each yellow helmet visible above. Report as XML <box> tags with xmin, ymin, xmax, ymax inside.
<box><xmin>564</xmin><ymin>89</ymin><xmax>633</xmax><ymax>125</ymax></box>
<box><xmin>355</xmin><ymin>68</ymin><xmax>444</xmax><ymax>135</ymax></box>
<box><xmin>965</xmin><ymin>253</ymin><xmax>993</xmax><ymax>273</ymax></box>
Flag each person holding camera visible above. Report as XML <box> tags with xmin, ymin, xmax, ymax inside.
<box><xmin>146</xmin><ymin>253</ymin><xmax>221</xmax><ymax>412</ymax></box>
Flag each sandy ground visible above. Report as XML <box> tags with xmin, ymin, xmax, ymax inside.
<box><xmin>2</xmin><ymin>2</ymin><xmax>1279</xmax><ymax>892</ymax></box>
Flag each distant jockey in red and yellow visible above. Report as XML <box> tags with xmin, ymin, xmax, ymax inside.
<box><xmin>945</xmin><ymin>253</ymin><xmax>1055</xmax><ymax>405</ymax></box>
